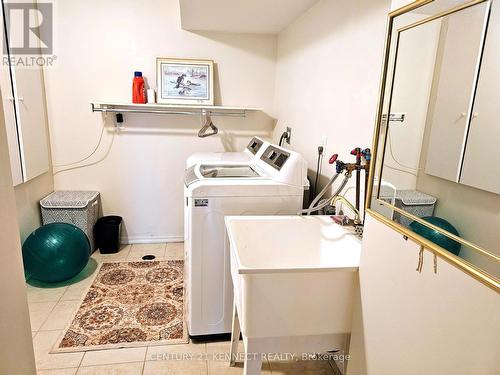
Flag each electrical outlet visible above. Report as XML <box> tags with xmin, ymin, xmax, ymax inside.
<box><xmin>115</xmin><ymin>113</ymin><xmax>124</xmax><ymax>128</ymax></box>
<box><xmin>286</xmin><ymin>127</ymin><xmax>292</xmax><ymax>144</ymax></box>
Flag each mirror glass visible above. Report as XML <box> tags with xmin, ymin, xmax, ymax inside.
<box><xmin>370</xmin><ymin>0</ymin><xmax>499</xmax><ymax>280</ymax></box>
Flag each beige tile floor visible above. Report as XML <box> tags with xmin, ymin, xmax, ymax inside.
<box><xmin>28</xmin><ymin>243</ymin><xmax>341</xmax><ymax>375</ymax></box>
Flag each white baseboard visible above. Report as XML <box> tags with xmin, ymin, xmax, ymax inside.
<box><xmin>121</xmin><ymin>235</ymin><xmax>184</xmax><ymax>244</ymax></box>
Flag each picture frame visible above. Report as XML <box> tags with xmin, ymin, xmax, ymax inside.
<box><xmin>156</xmin><ymin>58</ymin><xmax>214</xmax><ymax>105</ymax></box>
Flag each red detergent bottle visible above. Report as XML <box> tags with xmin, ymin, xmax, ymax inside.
<box><xmin>132</xmin><ymin>71</ymin><xmax>146</xmax><ymax>103</ymax></box>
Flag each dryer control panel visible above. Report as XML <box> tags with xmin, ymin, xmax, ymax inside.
<box><xmin>260</xmin><ymin>146</ymin><xmax>290</xmax><ymax>171</ymax></box>
<box><xmin>246</xmin><ymin>137</ymin><xmax>264</xmax><ymax>155</ymax></box>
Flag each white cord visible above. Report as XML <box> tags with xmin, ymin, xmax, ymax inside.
<box><xmin>385</xmin><ymin>163</ymin><xmax>417</xmax><ymax>177</ymax></box>
<box><xmin>385</xmin><ymin>126</ymin><xmax>421</xmax><ymax>177</ymax></box>
<box><xmin>387</xmin><ymin>127</ymin><xmax>421</xmax><ymax>171</ymax></box>
<box><xmin>52</xmin><ymin>124</ymin><xmax>106</xmax><ymax>167</ymax></box>
<box><xmin>53</xmin><ymin>130</ymin><xmax>115</xmax><ymax>176</ymax></box>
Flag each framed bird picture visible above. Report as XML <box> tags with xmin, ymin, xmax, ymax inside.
<box><xmin>156</xmin><ymin>58</ymin><xmax>214</xmax><ymax>105</ymax></box>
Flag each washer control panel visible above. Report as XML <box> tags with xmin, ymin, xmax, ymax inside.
<box><xmin>260</xmin><ymin>146</ymin><xmax>290</xmax><ymax>170</ymax></box>
<box><xmin>246</xmin><ymin>137</ymin><xmax>264</xmax><ymax>155</ymax></box>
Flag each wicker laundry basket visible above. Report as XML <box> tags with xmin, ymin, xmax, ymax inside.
<box><xmin>392</xmin><ymin>190</ymin><xmax>437</xmax><ymax>228</ymax></box>
<box><xmin>40</xmin><ymin>191</ymin><xmax>100</xmax><ymax>251</ymax></box>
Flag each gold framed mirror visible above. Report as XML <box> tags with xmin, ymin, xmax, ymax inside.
<box><xmin>366</xmin><ymin>0</ymin><xmax>499</xmax><ymax>291</ymax></box>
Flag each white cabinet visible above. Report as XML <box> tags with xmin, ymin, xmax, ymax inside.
<box><xmin>423</xmin><ymin>1</ymin><xmax>499</xmax><ymax>196</ymax></box>
<box><xmin>10</xmin><ymin>65</ymin><xmax>50</xmax><ymax>182</ymax></box>
<box><xmin>460</xmin><ymin>2</ymin><xmax>500</xmax><ymax>195</ymax></box>
<box><xmin>0</xmin><ymin>0</ymin><xmax>50</xmax><ymax>186</ymax></box>
<box><xmin>1</xmin><ymin>73</ymin><xmax>23</xmax><ymax>185</ymax></box>
<box><xmin>424</xmin><ymin>3</ymin><xmax>488</xmax><ymax>182</ymax></box>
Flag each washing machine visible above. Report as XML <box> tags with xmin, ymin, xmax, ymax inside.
<box><xmin>186</xmin><ymin>136</ymin><xmax>269</xmax><ymax>167</ymax></box>
<box><xmin>184</xmin><ymin>144</ymin><xmax>307</xmax><ymax>336</ymax></box>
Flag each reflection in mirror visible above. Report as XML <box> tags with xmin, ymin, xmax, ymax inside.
<box><xmin>370</xmin><ymin>0</ymin><xmax>499</xmax><ymax>280</ymax></box>
<box><xmin>424</xmin><ymin>3</ymin><xmax>487</xmax><ymax>182</ymax></box>
<box><xmin>460</xmin><ymin>3</ymin><xmax>500</xmax><ymax>194</ymax></box>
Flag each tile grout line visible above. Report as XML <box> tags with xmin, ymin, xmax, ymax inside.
<box><xmin>75</xmin><ymin>347</ymin><xmax>150</xmax><ymax>369</ymax></box>
<box><xmin>30</xmin><ymin>260</ymin><xmax>91</xmax><ymax>372</ymax></box>
<box><xmin>30</xmin><ymin>289</ymin><xmax>64</xmax><ymax>333</ymax></box>
<box><xmin>33</xmin><ymin>329</ymin><xmax>80</xmax><ymax>373</ymax></box>
<box><xmin>141</xmin><ymin>345</ymin><xmax>148</xmax><ymax>374</ymax></box>
<box><xmin>74</xmin><ymin>361</ymin><xmax>145</xmax><ymax>372</ymax></box>
<box><xmin>76</xmin><ymin>348</ymin><xmax>85</xmax><ymax>371</ymax></box>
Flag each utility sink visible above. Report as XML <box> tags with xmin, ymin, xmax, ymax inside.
<box><xmin>225</xmin><ymin>215</ymin><xmax>361</xmax><ymax>340</ymax></box>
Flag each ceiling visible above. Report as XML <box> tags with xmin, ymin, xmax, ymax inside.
<box><xmin>179</xmin><ymin>0</ymin><xmax>319</xmax><ymax>34</ymax></box>
<box><xmin>410</xmin><ymin>0</ymin><xmax>475</xmax><ymax>15</ymax></box>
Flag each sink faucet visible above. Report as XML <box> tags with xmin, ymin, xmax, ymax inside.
<box><xmin>330</xmin><ymin>195</ymin><xmax>361</xmax><ymax>225</ymax></box>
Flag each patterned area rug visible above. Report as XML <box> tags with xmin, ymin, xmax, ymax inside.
<box><xmin>53</xmin><ymin>261</ymin><xmax>188</xmax><ymax>353</ymax></box>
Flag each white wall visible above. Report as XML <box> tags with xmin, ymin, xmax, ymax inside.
<box><xmin>45</xmin><ymin>0</ymin><xmax>392</xmax><ymax>239</ymax></box>
<box><xmin>272</xmin><ymin>0</ymin><xmax>390</xmax><ymax>207</ymax></box>
<box><xmin>45</xmin><ymin>0</ymin><xmax>277</xmax><ymax>242</ymax></box>
<box><xmin>381</xmin><ymin>14</ymin><xmax>440</xmax><ymax>190</ymax></box>
<box><xmin>14</xmin><ymin>172</ymin><xmax>54</xmax><ymax>243</ymax></box>
<box><xmin>0</xmin><ymin>90</ymin><xmax>36</xmax><ymax>375</ymax></box>
<box><xmin>348</xmin><ymin>215</ymin><xmax>499</xmax><ymax>374</ymax></box>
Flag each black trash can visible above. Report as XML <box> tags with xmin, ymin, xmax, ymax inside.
<box><xmin>94</xmin><ymin>216</ymin><xmax>122</xmax><ymax>254</ymax></box>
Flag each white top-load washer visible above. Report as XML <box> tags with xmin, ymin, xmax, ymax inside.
<box><xmin>184</xmin><ymin>143</ymin><xmax>307</xmax><ymax>336</ymax></box>
<box><xmin>186</xmin><ymin>137</ymin><xmax>269</xmax><ymax>167</ymax></box>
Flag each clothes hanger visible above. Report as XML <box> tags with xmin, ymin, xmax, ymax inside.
<box><xmin>198</xmin><ymin>110</ymin><xmax>218</xmax><ymax>138</ymax></box>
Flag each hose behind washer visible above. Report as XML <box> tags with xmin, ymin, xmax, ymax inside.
<box><xmin>299</xmin><ymin>173</ymin><xmax>350</xmax><ymax>215</ymax></box>
<box><xmin>279</xmin><ymin>132</ymin><xmax>288</xmax><ymax>147</ymax></box>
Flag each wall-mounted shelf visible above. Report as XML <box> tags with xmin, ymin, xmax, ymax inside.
<box><xmin>90</xmin><ymin>101</ymin><xmax>261</xmax><ymax>118</ymax></box>
<box><xmin>90</xmin><ymin>101</ymin><xmax>262</xmax><ymax>137</ymax></box>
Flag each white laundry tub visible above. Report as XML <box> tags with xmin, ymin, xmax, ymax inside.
<box><xmin>226</xmin><ymin>215</ymin><xmax>361</xmax><ymax>342</ymax></box>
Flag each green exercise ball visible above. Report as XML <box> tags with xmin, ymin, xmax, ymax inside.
<box><xmin>409</xmin><ymin>216</ymin><xmax>461</xmax><ymax>256</ymax></box>
<box><xmin>22</xmin><ymin>223</ymin><xmax>90</xmax><ymax>283</ymax></box>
